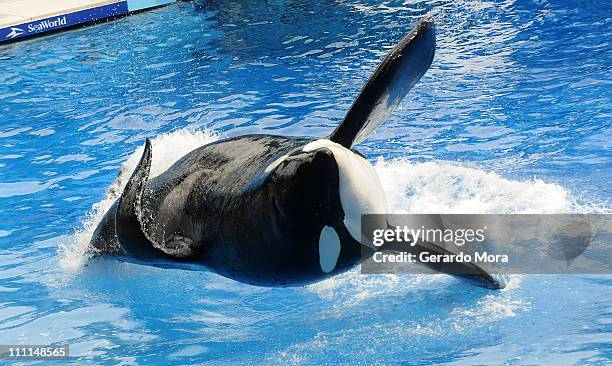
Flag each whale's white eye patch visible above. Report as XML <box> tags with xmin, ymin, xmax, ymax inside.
<box><xmin>319</xmin><ymin>226</ymin><xmax>341</xmax><ymax>273</ymax></box>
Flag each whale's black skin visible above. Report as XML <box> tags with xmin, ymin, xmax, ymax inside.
<box><xmin>92</xmin><ymin>135</ymin><xmax>365</xmax><ymax>286</ymax></box>
<box><xmin>90</xmin><ymin>17</ymin><xmax>507</xmax><ymax>289</ymax></box>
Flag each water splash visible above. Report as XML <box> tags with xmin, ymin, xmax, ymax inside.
<box><xmin>58</xmin><ymin>129</ymin><xmax>220</xmax><ymax>271</ymax></box>
<box><xmin>376</xmin><ymin>158</ymin><xmax>589</xmax><ymax>214</ymax></box>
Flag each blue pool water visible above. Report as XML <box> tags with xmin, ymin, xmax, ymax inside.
<box><xmin>1</xmin><ymin>0</ymin><xmax>611</xmax><ymax>364</ymax></box>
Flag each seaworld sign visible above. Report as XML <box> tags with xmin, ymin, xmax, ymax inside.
<box><xmin>0</xmin><ymin>2</ymin><xmax>129</xmax><ymax>43</ymax></box>
<box><xmin>27</xmin><ymin>17</ymin><xmax>68</xmax><ymax>33</ymax></box>
<box><xmin>0</xmin><ymin>1</ymin><xmax>175</xmax><ymax>44</ymax></box>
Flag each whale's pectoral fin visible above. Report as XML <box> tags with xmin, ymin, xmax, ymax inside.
<box><xmin>329</xmin><ymin>16</ymin><xmax>436</xmax><ymax>148</ymax></box>
<box><xmin>114</xmin><ymin>139</ymin><xmax>156</xmax><ymax>257</ymax></box>
<box><xmin>381</xmin><ymin>239</ymin><xmax>508</xmax><ymax>290</ymax></box>
<box><xmin>413</xmin><ymin>241</ymin><xmax>508</xmax><ymax>290</ymax></box>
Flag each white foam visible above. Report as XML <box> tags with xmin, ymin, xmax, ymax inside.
<box><xmin>449</xmin><ymin>293</ymin><xmax>530</xmax><ymax>327</ymax></box>
<box><xmin>58</xmin><ymin>129</ymin><xmax>219</xmax><ymax>271</ymax></box>
<box><xmin>376</xmin><ymin>158</ymin><xmax>586</xmax><ymax>214</ymax></box>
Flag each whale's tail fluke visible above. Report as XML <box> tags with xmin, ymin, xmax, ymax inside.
<box><xmin>329</xmin><ymin>16</ymin><xmax>436</xmax><ymax>148</ymax></box>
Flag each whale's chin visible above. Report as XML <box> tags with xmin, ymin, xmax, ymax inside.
<box><xmin>303</xmin><ymin>139</ymin><xmax>388</xmax><ymax>243</ymax></box>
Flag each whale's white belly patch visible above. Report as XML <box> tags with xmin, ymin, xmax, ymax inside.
<box><xmin>319</xmin><ymin>226</ymin><xmax>341</xmax><ymax>273</ymax></box>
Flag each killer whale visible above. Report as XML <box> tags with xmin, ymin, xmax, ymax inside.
<box><xmin>90</xmin><ymin>17</ymin><xmax>507</xmax><ymax>289</ymax></box>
